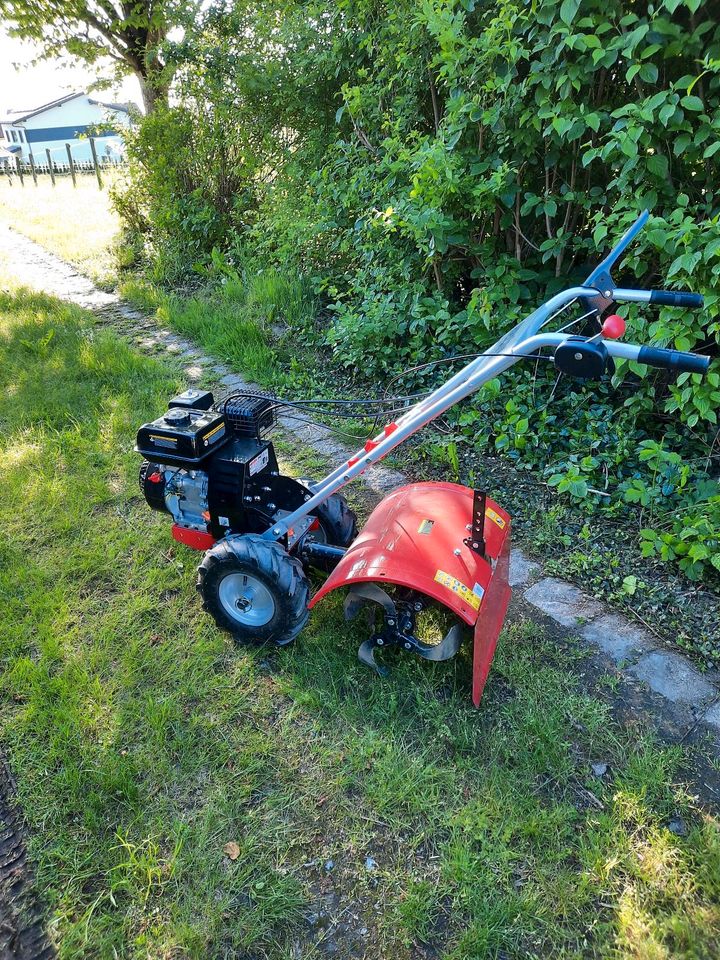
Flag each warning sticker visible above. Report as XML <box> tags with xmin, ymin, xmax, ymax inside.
<box><xmin>417</xmin><ymin>519</ymin><xmax>435</xmax><ymax>535</ymax></box>
<box><xmin>434</xmin><ymin>570</ymin><xmax>482</xmax><ymax>611</ymax></box>
<box><xmin>249</xmin><ymin>449</ymin><xmax>269</xmax><ymax>476</ymax></box>
<box><xmin>485</xmin><ymin>507</ymin><xmax>506</xmax><ymax>529</ymax></box>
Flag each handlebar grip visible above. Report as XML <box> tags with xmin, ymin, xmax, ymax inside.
<box><xmin>637</xmin><ymin>345</ymin><xmax>711</xmax><ymax>375</ymax></box>
<box><xmin>649</xmin><ymin>290</ymin><xmax>704</xmax><ymax>308</ymax></box>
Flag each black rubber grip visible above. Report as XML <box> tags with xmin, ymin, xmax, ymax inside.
<box><xmin>637</xmin><ymin>346</ymin><xmax>711</xmax><ymax>375</ymax></box>
<box><xmin>649</xmin><ymin>290</ymin><xmax>704</xmax><ymax>308</ymax></box>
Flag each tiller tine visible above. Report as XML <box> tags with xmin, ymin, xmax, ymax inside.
<box><xmin>346</xmin><ymin>582</ymin><xmax>463</xmax><ymax>677</ymax></box>
<box><xmin>357</xmin><ymin>636</ymin><xmax>389</xmax><ymax>678</ymax></box>
<box><xmin>411</xmin><ymin>623</ymin><xmax>464</xmax><ymax>662</ymax></box>
<box><xmin>344</xmin><ymin>582</ymin><xmax>396</xmax><ymax>621</ymax></box>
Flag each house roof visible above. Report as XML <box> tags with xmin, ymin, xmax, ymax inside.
<box><xmin>3</xmin><ymin>92</ymin><xmax>131</xmax><ymax>126</ymax></box>
<box><xmin>88</xmin><ymin>98</ymin><xmax>131</xmax><ymax>115</ymax></box>
<box><xmin>6</xmin><ymin>91</ymin><xmax>85</xmax><ymax>123</ymax></box>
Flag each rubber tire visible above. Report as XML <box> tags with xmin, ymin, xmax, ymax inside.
<box><xmin>197</xmin><ymin>534</ymin><xmax>310</xmax><ymax>645</ymax></box>
<box><xmin>300</xmin><ymin>479</ymin><xmax>358</xmax><ymax>547</ymax></box>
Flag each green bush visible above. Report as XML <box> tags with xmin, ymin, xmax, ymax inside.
<box><xmin>115</xmin><ymin>0</ymin><xmax>720</xmax><ymax>582</ymax></box>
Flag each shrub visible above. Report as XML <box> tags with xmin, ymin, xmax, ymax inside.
<box><xmin>115</xmin><ymin>0</ymin><xmax>720</xmax><ymax>582</ymax></box>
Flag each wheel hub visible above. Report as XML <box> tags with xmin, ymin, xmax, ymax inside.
<box><xmin>219</xmin><ymin>572</ymin><xmax>276</xmax><ymax>627</ymax></box>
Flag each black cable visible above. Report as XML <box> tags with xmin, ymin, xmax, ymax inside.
<box><xmin>221</xmin><ymin>350</ymin><xmax>555</xmax><ymax>447</ymax></box>
<box><xmin>272</xmin><ymin>411</ymin><xmax>381</xmax><ymax>443</ymax></box>
<box><xmin>224</xmin><ymin>351</ymin><xmax>552</xmax><ymax>418</ymax></box>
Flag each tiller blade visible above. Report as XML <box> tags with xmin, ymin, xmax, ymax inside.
<box><xmin>348</xmin><ymin>583</ymin><xmax>464</xmax><ymax>677</ymax></box>
<box><xmin>309</xmin><ymin>482</ymin><xmax>512</xmax><ymax>705</ymax></box>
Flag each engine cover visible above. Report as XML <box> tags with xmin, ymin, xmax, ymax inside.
<box><xmin>137</xmin><ymin>393</ymin><xmax>314</xmax><ymax>544</ymax></box>
<box><xmin>139</xmin><ymin>438</ymin><xmax>313</xmax><ymax>542</ymax></box>
<box><xmin>136</xmin><ymin>407</ymin><xmax>228</xmax><ymax>466</ymax></box>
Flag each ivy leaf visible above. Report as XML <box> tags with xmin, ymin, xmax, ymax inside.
<box><xmin>622</xmin><ymin>575</ymin><xmax>638</xmax><ymax>595</ymax></box>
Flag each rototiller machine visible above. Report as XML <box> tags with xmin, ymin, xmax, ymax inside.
<box><xmin>135</xmin><ymin>212</ymin><xmax>710</xmax><ymax>705</ymax></box>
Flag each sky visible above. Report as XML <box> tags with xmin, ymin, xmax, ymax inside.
<box><xmin>0</xmin><ymin>27</ymin><xmax>142</xmax><ymax>118</ymax></box>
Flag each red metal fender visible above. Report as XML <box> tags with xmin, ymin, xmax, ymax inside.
<box><xmin>172</xmin><ymin>524</ymin><xmax>216</xmax><ymax>551</ymax></box>
<box><xmin>309</xmin><ymin>482</ymin><xmax>511</xmax><ymax>704</ymax></box>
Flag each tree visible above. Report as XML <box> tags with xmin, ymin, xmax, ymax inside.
<box><xmin>0</xmin><ymin>1</ymin><xmax>183</xmax><ymax>113</ymax></box>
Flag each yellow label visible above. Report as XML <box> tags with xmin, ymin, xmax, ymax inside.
<box><xmin>434</xmin><ymin>570</ymin><xmax>482</xmax><ymax>611</ymax></box>
<box><xmin>149</xmin><ymin>434</ymin><xmax>177</xmax><ymax>444</ymax></box>
<box><xmin>485</xmin><ymin>507</ymin><xmax>506</xmax><ymax>529</ymax></box>
<box><xmin>417</xmin><ymin>519</ymin><xmax>434</xmax><ymax>535</ymax></box>
<box><xmin>203</xmin><ymin>422</ymin><xmax>226</xmax><ymax>442</ymax></box>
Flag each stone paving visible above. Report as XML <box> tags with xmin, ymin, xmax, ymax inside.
<box><xmin>2</xmin><ymin>224</ymin><xmax>719</xmax><ymax>749</ymax></box>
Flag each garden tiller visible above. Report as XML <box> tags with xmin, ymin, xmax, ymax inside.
<box><xmin>136</xmin><ymin>211</ymin><xmax>710</xmax><ymax>704</ymax></box>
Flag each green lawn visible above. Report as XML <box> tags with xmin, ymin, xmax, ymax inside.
<box><xmin>0</xmin><ymin>173</ymin><xmax>121</xmax><ymax>285</ymax></box>
<box><xmin>1</xmin><ymin>273</ymin><xmax>720</xmax><ymax>958</ymax></box>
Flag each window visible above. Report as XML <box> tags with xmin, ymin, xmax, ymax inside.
<box><xmin>10</xmin><ymin>130</ymin><xmax>17</xmax><ymax>142</ymax></box>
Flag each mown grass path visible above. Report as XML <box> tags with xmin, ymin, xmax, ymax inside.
<box><xmin>1</xmin><ymin>240</ymin><xmax>719</xmax><ymax>958</ymax></box>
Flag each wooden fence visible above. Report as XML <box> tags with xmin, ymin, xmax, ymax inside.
<box><xmin>2</xmin><ymin>137</ymin><xmax>125</xmax><ymax>190</ymax></box>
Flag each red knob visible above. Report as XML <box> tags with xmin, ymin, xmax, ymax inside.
<box><xmin>602</xmin><ymin>314</ymin><xmax>626</xmax><ymax>339</ymax></box>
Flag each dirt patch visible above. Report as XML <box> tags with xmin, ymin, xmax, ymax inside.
<box><xmin>0</xmin><ymin>759</ymin><xmax>54</xmax><ymax>960</ymax></box>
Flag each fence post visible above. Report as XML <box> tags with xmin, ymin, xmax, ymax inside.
<box><xmin>65</xmin><ymin>143</ymin><xmax>77</xmax><ymax>187</ymax></box>
<box><xmin>89</xmin><ymin>137</ymin><xmax>103</xmax><ymax>189</ymax></box>
<box><xmin>29</xmin><ymin>152</ymin><xmax>38</xmax><ymax>186</ymax></box>
<box><xmin>45</xmin><ymin>149</ymin><xmax>56</xmax><ymax>186</ymax></box>
<box><xmin>15</xmin><ymin>156</ymin><xmax>24</xmax><ymax>186</ymax></box>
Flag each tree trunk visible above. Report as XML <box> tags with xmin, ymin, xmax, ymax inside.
<box><xmin>138</xmin><ymin>72</ymin><xmax>168</xmax><ymax>114</ymax></box>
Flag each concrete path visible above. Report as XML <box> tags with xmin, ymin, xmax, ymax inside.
<box><xmin>2</xmin><ymin>225</ymin><xmax>719</xmax><ymax>760</ymax></box>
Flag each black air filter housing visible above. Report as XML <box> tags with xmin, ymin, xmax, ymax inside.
<box><xmin>224</xmin><ymin>394</ymin><xmax>276</xmax><ymax>439</ymax></box>
<box><xmin>168</xmin><ymin>388</ymin><xmax>214</xmax><ymax>411</ymax></box>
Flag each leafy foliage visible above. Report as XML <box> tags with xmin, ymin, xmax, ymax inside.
<box><xmin>115</xmin><ymin>0</ymin><xmax>720</xmax><ymax>582</ymax></box>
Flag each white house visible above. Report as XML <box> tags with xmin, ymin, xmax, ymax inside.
<box><xmin>0</xmin><ymin>91</ymin><xmax>132</xmax><ymax>165</ymax></box>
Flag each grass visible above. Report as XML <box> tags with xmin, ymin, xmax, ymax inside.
<box><xmin>0</xmin><ymin>172</ymin><xmax>120</xmax><ymax>284</ymax></box>
<box><xmin>1</xmin><ymin>271</ymin><xmax>720</xmax><ymax>958</ymax></box>
<box><xmin>119</xmin><ymin>268</ymin><xmax>317</xmax><ymax>389</ymax></box>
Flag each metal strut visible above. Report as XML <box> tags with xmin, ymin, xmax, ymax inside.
<box><xmin>345</xmin><ymin>584</ymin><xmax>464</xmax><ymax>677</ymax></box>
<box><xmin>464</xmin><ymin>489</ymin><xmax>486</xmax><ymax>556</ymax></box>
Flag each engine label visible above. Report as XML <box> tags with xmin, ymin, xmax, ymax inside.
<box><xmin>434</xmin><ymin>570</ymin><xmax>482</xmax><ymax>611</ymax></box>
<box><xmin>249</xmin><ymin>449</ymin><xmax>269</xmax><ymax>476</ymax></box>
